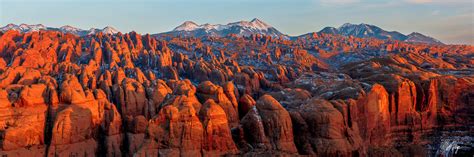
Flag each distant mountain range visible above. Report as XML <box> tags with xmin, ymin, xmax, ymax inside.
<box><xmin>319</xmin><ymin>23</ymin><xmax>443</xmax><ymax>45</ymax></box>
<box><xmin>0</xmin><ymin>20</ymin><xmax>444</xmax><ymax>45</ymax></box>
<box><xmin>159</xmin><ymin>18</ymin><xmax>285</xmax><ymax>38</ymax></box>
<box><xmin>0</xmin><ymin>24</ymin><xmax>120</xmax><ymax>36</ymax></box>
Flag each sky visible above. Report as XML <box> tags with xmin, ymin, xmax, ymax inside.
<box><xmin>1</xmin><ymin>0</ymin><xmax>473</xmax><ymax>45</ymax></box>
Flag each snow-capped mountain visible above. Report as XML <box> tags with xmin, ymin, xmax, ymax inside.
<box><xmin>86</xmin><ymin>26</ymin><xmax>120</xmax><ymax>35</ymax></box>
<box><xmin>0</xmin><ymin>24</ymin><xmax>47</xmax><ymax>33</ymax></box>
<box><xmin>59</xmin><ymin>25</ymin><xmax>82</xmax><ymax>33</ymax></box>
<box><xmin>405</xmin><ymin>32</ymin><xmax>443</xmax><ymax>45</ymax></box>
<box><xmin>160</xmin><ymin>18</ymin><xmax>286</xmax><ymax>38</ymax></box>
<box><xmin>98</xmin><ymin>26</ymin><xmax>120</xmax><ymax>35</ymax></box>
<box><xmin>320</xmin><ymin>23</ymin><xmax>407</xmax><ymax>40</ymax></box>
<box><xmin>57</xmin><ymin>25</ymin><xmax>90</xmax><ymax>36</ymax></box>
<box><xmin>173</xmin><ymin>21</ymin><xmax>200</xmax><ymax>31</ymax></box>
<box><xmin>319</xmin><ymin>23</ymin><xmax>443</xmax><ymax>45</ymax></box>
<box><xmin>0</xmin><ymin>24</ymin><xmax>120</xmax><ymax>36</ymax></box>
<box><xmin>319</xmin><ymin>27</ymin><xmax>339</xmax><ymax>35</ymax></box>
<box><xmin>1</xmin><ymin>22</ymin><xmax>444</xmax><ymax>45</ymax></box>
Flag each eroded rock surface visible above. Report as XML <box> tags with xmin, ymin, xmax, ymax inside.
<box><xmin>0</xmin><ymin>29</ymin><xmax>472</xmax><ymax>156</ymax></box>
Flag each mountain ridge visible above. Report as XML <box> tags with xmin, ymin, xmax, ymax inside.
<box><xmin>318</xmin><ymin>23</ymin><xmax>443</xmax><ymax>45</ymax></box>
<box><xmin>1</xmin><ymin>21</ymin><xmax>445</xmax><ymax>45</ymax></box>
<box><xmin>0</xmin><ymin>23</ymin><xmax>120</xmax><ymax>36</ymax></box>
<box><xmin>159</xmin><ymin>18</ymin><xmax>286</xmax><ymax>38</ymax></box>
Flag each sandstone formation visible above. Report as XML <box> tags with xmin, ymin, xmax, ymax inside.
<box><xmin>0</xmin><ymin>29</ymin><xmax>472</xmax><ymax>156</ymax></box>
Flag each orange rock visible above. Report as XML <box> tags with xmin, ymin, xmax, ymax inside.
<box><xmin>147</xmin><ymin>79</ymin><xmax>172</xmax><ymax>117</ymax></box>
<box><xmin>356</xmin><ymin>84</ymin><xmax>391</xmax><ymax>146</ymax></box>
<box><xmin>59</xmin><ymin>74</ymin><xmax>87</xmax><ymax>104</ymax></box>
<box><xmin>290</xmin><ymin>98</ymin><xmax>363</xmax><ymax>156</ymax></box>
<box><xmin>199</xmin><ymin>99</ymin><xmax>238</xmax><ymax>156</ymax></box>
<box><xmin>113</xmin><ymin>78</ymin><xmax>148</xmax><ymax>118</ymax></box>
<box><xmin>0</xmin><ymin>98</ymin><xmax>47</xmax><ymax>154</ymax></box>
<box><xmin>222</xmin><ymin>81</ymin><xmax>239</xmax><ymax>111</ymax></box>
<box><xmin>0</xmin><ymin>28</ymin><xmax>471</xmax><ymax>156</ymax></box>
<box><xmin>240</xmin><ymin>105</ymin><xmax>270</xmax><ymax>150</ymax></box>
<box><xmin>255</xmin><ymin>95</ymin><xmax>298</xmax><ymax>153</ymax></box>
<box><xmin>238</xmin><ymin>94</ymin><xmax>256</xmax><ymax>119</ymax></box>
<box><xmin>15</xmin><ymin>84</ymin><xmax>47</xmax><ymax>107</ymax></box>
<box><xmin>392</xmin><ymin>80</ymin><xmax>418</xmax><ymax>126</ymax></box>
<box><xmin>197</xmin><ymin>81</ymin><xmax>239</xmax><ymax>128</ymax></box>
<box><xmin>136</xmin><ymin>102</ymin><xmax>204</xmax><ymax>156</ymax></box>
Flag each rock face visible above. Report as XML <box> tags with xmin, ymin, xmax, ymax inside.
<box><xmin>238</xmin><ymin>94</ymin><xmax>256</xmax><ymax>118</ymax></box>
<box><xmin>0</xmin><ymin>29</ymin><xmax>472</xmax><ymax>157</ymax></box>
<box><xmin>199</xmin><ymin>100</ymin><xmax>238</xmax><ymax>156</ymax></box>
<box><xmin>196</xmin><ymin>81</ymin><xmax>239</xmax><ymax>128</ymax></box>
<box><xmin>0</xmin><ymin>86</ymin><xmax>48</xmax><ymax>156</ymax></box>
<box><xmin>254</xmin><ymin>95</ymin><xmax>297</xmax><ymax>153</ymax></box>
<box><xmin>290</xmin><ymin>98</ymin><xmax>363</xmax><ymax>156</ymax></box>
<box><xmin>135</xmin><ymin>102</ymin><xmax>204</xmax><ymax>156</ymax></box>
<box><xmin>48</xmin><ymin>88</ymin><xmax>122</xmax><ymax>156</ymax></box>
<box><xmin>48</xmin><ymin>104</ymin><xmax>98</xmax><ymax>156</ymax></box>
<box><xmin>356</xmin><ymin>84</ymin><xmax>390</xmax><ymax>146</ymax></box>
<box><xmin>239</xmin><ymin>95</ymin><xmax>298</xmax><ymax>154</ymax></box>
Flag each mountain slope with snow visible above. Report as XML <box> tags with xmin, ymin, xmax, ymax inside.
<box><xmin>405</xmin><ymin>32</ymin><xmax>443</xmax><ymax>45</ymax></box>
<box><xmin>0</xmin><ymin>24</ymin><xmax>120</xmax><ymax>36</ymax></box>
<box><xmin>1</xmin><ymin>22</ymin><xmax>445</xmax><ymax>45</ymax></box>
<box><xmin>159</xmin><ymin>18</ymin><xmax>286</xmax><ymax>38</ymax></box>
<box><xmin>0</xmin><ymin>24</ymin><xmax>47</xmax><ymax>33</ymax></box>
<box><xmin>318</xmin><ymin>23</ymin><xmax>443</xmax><ymax>45</ymax></box>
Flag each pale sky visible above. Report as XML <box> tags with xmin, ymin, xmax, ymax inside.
<box><xmin>1</xmin><ymin>0</ymin><xmax>473</xmax><ymax>45</ymax></box>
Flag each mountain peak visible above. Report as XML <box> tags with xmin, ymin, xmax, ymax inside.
<box><xmin>173</xmin><ymin>21</ymin><xmax>199</xmax><ymax>31</ymax></box>
<box><xmin>59</xmin><ymin>25</ymin><xmax>84</xmax><ymax>35</ymax></box>
<box><xmin>319</xmin><ymin>27</ymin><xmax>339</xmax><ymax>34</ymax></box>
<box><xmin>103</xmin><ymin>26</ymin><xmax>116</xmax><ymax>30</ymax></box>
<box><xmin>250</xmin><ymin>18</ymin><xmax>262</xmax><ymax>23</ymax></box>
<box><xmin>162</xmin><ymin>18</ymin><xmax>284</xmax><ymax>38</ymax></box>
<box><xmin>1</xmin><ymin>23</ymin><xmax>120</xmax><ymax>36</ymax></box>
<box><xmin>406</xmin><ymin>32</ymin><xmax>443</xmax><ymax>45</ymax></box>
<box><xmin>228</xmin><ymin>18</ymin><xmax>272</xmax><ymax>31</ymax></box>
<box><xmin>101</xmin><ymin>26</ymin><xmax>119</xmax><ymax>34</ymax></box>
<box><xmin>339</xmin><ymin>23</ymin><xmax>373</xmax><ymax>29</ymax></box>
<box><xmin>60</xmin><ymin>25</ymin><xmax>81</xmax><ymax>30</ymax></box>
<box><xmin>249</xmin><ymin>18</ymin><xmax>271</xmax><ymax>30</ymax></box>
<box><xmin>339</xmin><ymin>23</ymin><xmax>355</xmax><ymax>29</ymax></box>
<box><xmin>319</xmin><ymin>23</ymin><xmax>443</xmax><ymax>45</ymax></box>
<box><xmin>60</xmin><ymin>25</ymin><xmax>73</xmax><ymax>28</ymax></box>
<box><xmin>408</xmin><ymin>32</ymin><xmax>422</xmax><ymax>36</ymax></box>
<box><xmin>11</xmin><ymin>23</ymin><xmax>47</xmax><ymax>32</ymax></box>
